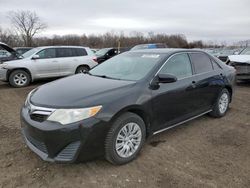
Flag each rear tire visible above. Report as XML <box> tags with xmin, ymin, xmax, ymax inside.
<box><xmin>209</xmin><ymin>88</ymin><xmax>230</xmax><ymax>118</ymax></box>
<box><xmin>76</xmin><ymin>66</ymin><xmax>89</xmax><ymax>74</ymax></box>
<box><xmin>9</xmin><ymin>70</ymin><xmax>31</xmax><ymax>88</ymax></box>
<box><xmin>105</xmin><ymin>112</ymin><xmax>146</xmax><ymax>165</ymax></box>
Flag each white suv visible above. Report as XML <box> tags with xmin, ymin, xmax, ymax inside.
<box><xmin>0</xmin><ymin>46</ymin><xmax>98</xmax><ymax>87</ymax></box>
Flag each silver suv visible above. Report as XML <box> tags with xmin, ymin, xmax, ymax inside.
<box><xmin>0</xmin><ymin>46</ymin><xmax>98</xmax><ymax>87</ymax></box>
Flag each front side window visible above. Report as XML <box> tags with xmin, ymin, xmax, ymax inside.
<box><xmin>159</xmin><ymin>53</ymin><xmax>193</xmax><ymax>79</ymax></box>
<box><xmin>37</xmin><ymin>48</ymin><xmax>56</xmax><ymax>59</ymax></box>
<box><xmin>189</xmin><ymin>53</ymin><xmax>213</xmax><ymax>74</ymax></box>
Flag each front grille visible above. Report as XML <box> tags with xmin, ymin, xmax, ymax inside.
<box><xmin>27</xmin><ymin>102</ymin><xmax>55</xmax><ymax>123</ymax></box>
<box><xmin>26</xmin><ymin>134</ymin><xmax>48</xmax><ymax>154</ymax></box>
<box><xmin>231</xmin><ymin>62</ymin><xmax>250</xmax><ymax>74</ymax></box>
<box><xmin>30</xmin><ymin>114</ymin><xmax>48</xmax><ymax>122</ymax></box>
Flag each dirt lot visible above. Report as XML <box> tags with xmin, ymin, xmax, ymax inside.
<box><xmin>0</xmin><ymin>80</ymin><xmax>249</xmax><ymax>188</ymax></box>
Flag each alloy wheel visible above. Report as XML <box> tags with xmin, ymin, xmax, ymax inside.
<box><xmin>14</xmin><ymin>73</ymin><xmax>28</xmax><ymax>86</ymax></box>
<box><xmin>115</xmin><ymin>122</ymin><xmax>142</xmax><ymax>158</ymax></box>
<box><xmin>219</xmin><ymin>93</ymin><xmax>229</xmax><ymax>114</ymax></box>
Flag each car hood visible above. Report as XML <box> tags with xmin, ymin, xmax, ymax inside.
<box><xmin>0</xmin><ymin>43</ymin><xmax>16</xmax><ymax>53</ymax></box>
<box><xmin>228</xmin><ymin>55</ymin><xmax>250</xmax><ymax>64</ymax></box>
<box><xmin>0</xmin><ymin>43</ymin><xmax>22</xmax><ymax>63</ymax></box>
<box><xmin>30</xmin><ymin>74</ymin><xmax>136</xmax><ymax>108</ymax></box>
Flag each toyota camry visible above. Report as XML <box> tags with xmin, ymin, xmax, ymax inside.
<box><xmin>21</xmin><ymin>49</ymin><xmax>236</xmax><ymax>165</ymax></box>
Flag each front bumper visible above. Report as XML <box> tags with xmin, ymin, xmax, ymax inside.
<box><xmin>21</xmin><ymin>106</ymin><xmax>110</xmax><ymax>163</ymax></box>
<box><xmin>230</xmin><ymin>62</ymin><xmax>250</xmax><ymax>80</ymax></box>
<box><xmin>0</xmin><ymin>68</ymin><xmax>8</xmax><ymax>81</ymax></box>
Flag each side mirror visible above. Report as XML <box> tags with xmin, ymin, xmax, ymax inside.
<box><xmin>158</xmin><ymin>73</ymin><xmax>177</xmax><ymax>83</ymax></box>
<box><xmin>32</xmin><ymin>54</ymin><xmax>40</xmax><ymax>60</ymax></box>
<box><xmin>233</xmin><ymin>51</ymin><xmax>239</xmax><ymax>55</ymax></box>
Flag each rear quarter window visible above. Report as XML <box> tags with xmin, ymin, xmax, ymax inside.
<box><xmin>211</xmin><ymin>59</ymin><xmax>222</xmax><ymax>70</ymax></box>
<box><xmin>74</xmin><ymin>48</ymin><xmax>87</xmax><ymax>56</ymax></box>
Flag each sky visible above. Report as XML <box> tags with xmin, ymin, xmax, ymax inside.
<box><xmin>0</xmin><ymin>0</ymin><xmax>250</xmax><ymax>43</ymax></box>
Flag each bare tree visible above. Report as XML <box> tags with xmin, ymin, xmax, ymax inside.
<box><xmin>8</xmin><ymin>10</ymin><xmax>47</xmax><ymax>46</ymax></box>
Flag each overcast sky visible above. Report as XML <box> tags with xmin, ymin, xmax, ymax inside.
<box><xmin>0</xmin><ymin>0</ymin><xmax>250</xmax><ymax>43</ymax></box>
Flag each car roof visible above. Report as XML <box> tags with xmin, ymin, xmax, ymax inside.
<box><xmin>14</xmin><ymin>47</ymin><xmax>33</xmax><ymax>49</ymax></box>
<box><xmin>130</xmin><ymin>48</ymin><xmax>208</xmax><ymax>54</ymax></box>
<box><xmin>34</xmin><ymin>46</ymin><xmax>90</xmax><ymax>49</ymax></box>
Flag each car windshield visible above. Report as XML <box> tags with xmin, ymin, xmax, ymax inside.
<box><xmin>89</xmin><ymin>52</ymin><xmax>163</xmax><ymax>81</ymax></box>
<box><xmin>240</xmin><ymin>48</ymin><xmax>250</xmax><ymax>55</ymax></box>
<box><xmin>22</xmin><ymin>47</ymin><xmax>41</xmax><ymax>58</ymax></box>
<box><xmin>95</xmin><ymin>48</ymin><xmax>111</xmax><ymax>56</ymax></box>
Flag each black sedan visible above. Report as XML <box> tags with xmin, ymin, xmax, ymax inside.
<box><xmin>21</xmin><ymin>49</ymin><xmax>236</xmax><ymax>165</ymax></box>
<box><xmin>95</xmin><ymin>48</ymin><xmax>119</xmax><ymax>64</ymax></box>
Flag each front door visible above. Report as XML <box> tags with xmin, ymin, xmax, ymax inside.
<box><xmin>32</xmin><ymin>48</ymin><xmax>60</xmax><ymax>78</ymax></box>
<box><xmin>151</xmin><ymin>53</ymin><xmax>200</xmax><ymax>132</ymax></box>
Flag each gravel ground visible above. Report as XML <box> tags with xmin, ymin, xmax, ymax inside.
<box><xmin>0</xmin><ymin>80</ymin><xmax>250</xmax><ymax>188</ymax></box>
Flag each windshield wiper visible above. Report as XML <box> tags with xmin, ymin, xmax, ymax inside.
<box><xmin>84</xmin><ymin>71</ymin><xmax>92</xmax><ymax>75</ymax></box>
<box><xmin>91</xmin><ymin>74</ymin><xmax>121</xmax><ymax>80</ymax></box>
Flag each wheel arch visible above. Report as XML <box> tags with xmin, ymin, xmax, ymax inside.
<box><xmin>75</xmin><ymin>64</ymin><xmax>90</xmax><ymax>73</ymax></box>
<box><xmin>225</xmin><ymin>85</ymin><xmax>233</xmax><ymax>102</ymax></box>
<box><xmin>7</xmin><ymin>68</ymin><xmax>33</xmax><ymax>81</ymax></box>
<box><xmin>109</xmin><ymin>105</ymin><xmax>152</xmax><ymax>138</ymax></box>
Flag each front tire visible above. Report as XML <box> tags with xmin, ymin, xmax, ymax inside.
<box><xmin>9</xmin><ymin>70</ymin><xmax>31</xmax><ymax>88</ymax></box>
<box><xmin>209</xmin><ymin>88</ymin><xmax>230</xmax><ymax>118</ymax></box>
<box><xmin>105</xmin><ymin>112</ymin><xmax>146</xmax><ymax>165</ymax></box>
<box><xmin>76</xmin><ymin>66</ymin><xmax>89</xmax><ymax>74</ymax></box>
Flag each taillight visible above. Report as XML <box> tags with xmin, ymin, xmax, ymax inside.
<box><xmin>93</xmin><ymin>57</ymin><xmax>98</xmax><ymax>63</ymax></box>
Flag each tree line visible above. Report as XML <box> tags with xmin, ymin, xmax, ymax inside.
<box><xmin>0</xmin><ymin>10</ymin><xmax>220</xmax><ymax>49</ymax></box>
<box><xmin>0</xmin><ymin>28</ymin><xmax>211</xmax><ymax>49</ymax></box>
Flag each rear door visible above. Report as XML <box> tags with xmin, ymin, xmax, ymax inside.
<box><xmin>56</xmin><ymin>48</ymin><xmax>74</xmax><ymax>76</ymax></box>
<box><xmin>57</xmin><ymin>48</ymin><xmax>88</xmax><ymax>75</ymax></box>
<box><xmin>33</xmin><ymin>48</ymin><xmax>60</xmax><ymax>78</ymax></box>
<box><xmin>189</xmin><ymin>52</ymin><xmax>223</xmax><ymax>110</ymax></box>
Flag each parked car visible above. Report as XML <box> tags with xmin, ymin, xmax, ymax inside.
<box><xmin>21</xmin><ymin>49</ymin><xmax>235</xmax><ymax>165</ymax></box>
<box><xmin>91</xmin><ymin>48</ymin><xmax>99</xmax><ymax>54</ymax></box>
<box><xmin>95</xmin><ymin>48</ymin><xmax>119</xmax><ymax>63</ymax></box>
<box><xmin>0</xmin><ymin>46</ymin><xmax>98</xmax><ymax>87</ymax></box>
<box><xmin>0</xmin><ymin>50</ymin><xmax>11</xmax><ymax>57</ymax></box>
<box><xmin>0</xmin><ymin>42</ymin><xmax>22</xmax><ymax>63</ymax></box>
<box><xmin>130</xmin><ymin>43</ymin><xmax>167</xmax><ymax>51</ymax></box>
<box><xmin>14</xmin><ymin>47</ymin><xmax>33</xmax><ymax>55</ymax></box>
<box><xmin>215</xmin><ymin>48</ymin><xmax>236</xmax><ymax>62</ymax></box>
<box><xmin>226</xmin><ymin>47</ymin><xmax>250</xmax><ymax>81</ymax></box>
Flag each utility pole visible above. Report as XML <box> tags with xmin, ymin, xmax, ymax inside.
<box><xmin>117</xmin><ymin>39</ymin><xmax>121</xmax><ymax>54</ymax></box>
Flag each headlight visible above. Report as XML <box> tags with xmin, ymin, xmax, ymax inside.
<box><xmin>0</xmin><ymin>63</ymin><xmax>8</xmax><ymax>69</ymax></box>
<box><xmin>47</xmin><ymin>106</ymin><xmax>102</xmax><ymax>125</ymax></box>
<box><xmin>25</xmin><ymin>89</ymin><xmax>36</xmax><ymax>106</ymax></box>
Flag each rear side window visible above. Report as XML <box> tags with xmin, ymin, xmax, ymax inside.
<box><xmin>159</xmin><ymin>53</ymin><xmax>193</xmax><ymax>79</ymax></box>
<box><xmin>189</xmin><ymin>53</ymin><xmax>213</xmax><ymax>74</ymax></box>
<box><xmin>56</xmin><ymin>48</ymin><xmax>74</xmax><ymax>58</ymax></box>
